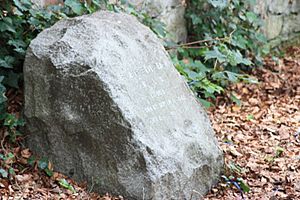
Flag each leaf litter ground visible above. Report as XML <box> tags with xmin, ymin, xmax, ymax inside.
<box><xmin>0</xmin><ymin>47</ymin><xmax>299</xmax><ymax>199</ymax></box>
<box><xmin>205</xmin><ymin>46</ymin><xmax>300</xmax><ymax>200</ymax></box>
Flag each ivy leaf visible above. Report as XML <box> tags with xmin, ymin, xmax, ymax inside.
<box><xmin>183</xmin><ymin>68</ymin><xmax>203</xmax><ymax>80</ymax></box>
<box><xmin>0</xmin><ymin>22</ymin><xmax>16</xmax><ymax>33</ymax></box>
<box><xmin>13</xmin><ymin>0</ymin><xmax>32</xmax><ymax>11</ymax></box>
<box><xmin>65</xmin><ymin>0</ymin><xmax>84</xmax><ymax>15</ymax></box>
<box><xmin>190</xmin><ymin>13</ymin><xmax>202</xmax><ymax>25</ymax></box>
<box><xmin>198</xmin><ymin>98</ymin><xmax>213</xmax><ymax>108</ymax></box>
<box><xmin>0</xmin><ymin>168</ymin><xmax>8</xmax><ymax>178</ymax></box>
<box><xmin>44</xmin><ymin>168</ymin><xmax>54</xmax><ymax>177</ymax></box>
<box><xmin>208</xmin><ymin>0</ymin><xmax>228</xmax><ymax>9</ymax></box>
<box><xmin>245</xmin><ymin>11</ymin><xmax>257</xmax><ymax>23</ymax></box>
<box><xmin>59</xmin><ymin>179</ymin><xmax>70</xmax><ymax>188</ymax></box>
<box><xmin>0</xmin><ymin>89</ymin><xmax>7</xmax><ymax>106</ymax></box>
<box><xmin>91</xmin><ymin>0</ymin><xmax>101</xmax><ymax>7</ymax></box>
<box><xmin>190</xmin><ymin>60</ymin><xmax>210</xmax><ymax>73</ymax></box>
<box><xmin>152</xmin><ymin>22</ymin><xmax>166</xmax><ymax>38</ymax></box>
<box><xmin>0</xmin><ymin>60</ymin><xmax>11</xmax><ymax>69</ymax></box>
<box><xmin>28</xmin><ymin>17</ymin><xmax>41</xmax><ymax>27</ymax></box>
<box><xmin>1</xmin><ymin>152</ymin><xmax>15</xmax><ymax>162</ymax></box>
<box><xmin>227</xmin><ymin>50</ymin><xmax>252</xmax><ymax>66</ymax></box>
<box><xmin>275</xmin><ymin>146</ymin><xmax>285</xmax><ymax>157</ymax></box>
<box><xmin>38</xmin><ymin>158</ymin><xmax>48</xmax><ymax>170</ymax></box>
<box><xmin>204</xmin><ymin>47</ymin><xmax>227</xmax><ymax>63</ymax></box>
<box><xmin>0</xmin><ymin>56</ymin><xmax>15</xmax><ymax>69</ymax></box>
<box><xmin>8</xmin><ymin>167</ymin><xmax>15</xmax><ymax>176</ymax></box>
<box><xmin>255</xmin><ymin>33</ymin><xmax>267</xmax><ymax>43</ymax></box>
<box><xmin>58</xmin><ymin>179</ymin><xmax>76</xmax><ymax>193</ymax></box>
<box><xmin>246</xmin><ymin>114</ymin><xmax>254</xmax><ymax>120</ymax></box>
<box><xmin>27</xmin><ymin>156</ymin><xmax>36</xmax><ymax>166</ymax></box>
<box><xmin>13</xmin><ymin>8</ymin><xmax>24</xmax><ymax>16</ymax></box>
<box><xmin>230</xmin><ymin>92</ymin><xmax>241</xmax><ymax>106</ymax></box>
<box><xmin>14</xmin><ymin>47</ymin><xmax>26</xmax><ymax>55</ymax></box>
<box><xmin>232</xmin><ymin>35</ymin><xmax>248</xmax><ymax>49</ymax></box>
<box><xmin>246</xmin><ymin>0</ymin><xmax>256</xmax><ymax>5</ymax></box>
<box><xmin>212</xmin><ymin>71</ymin><xmax>226</xmax><ymax>81</ymax></box>
<box><xmin>3</xmin><ymin>71</ymin><xmax>20</xmax><ymax>88</ymax></box>
<box><xmin>199</xmin><ymin>78</ymin><xmax>224</xmax><ymax>95</ymax></box>
<box><xmin>241</xmin><ymin>75</ymin><xmax>258</xmax><ymax>84</ymax></box>
<box><xmin>226</xmin><ymin>71</ymin><xmax>239</xmax><ymax>82</ymax></box>
<box><xmin>237</xmin><ymin>178</ymin><xmax>250</xmax><ymax>193</ymax></box>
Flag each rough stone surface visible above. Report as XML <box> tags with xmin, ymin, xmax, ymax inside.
<box><xmin>24</xmin><ymin>11</ymin><xmax>223</xmax><ymax>200</ymax></box>
<box><xmin>264</xmin><ymin>15</ymin><xmax>284</xmax><ymax>40</ymax></box>
<box><xmin>31</xmin><ymin>0</ymin><xmax>63</xmax><ymax>7</ymax></box>
<box><xmin>268</xmin><ymin>0</ymin><xmax>289</xmax><ymax>15</ymax></box>
<box><xmin>126</xmin><ymin>0</ymin><xmax>187</xmax><ymax>43</ymax></box>
<box><xmin>254</xmin><ymin>0</ymin><xmax>300</xmax><ymax>44</ymax></box>
<box><xmin>282</xmin><ymin>14</ymin><xmax>300</xmax><ymax>36</ymax></box>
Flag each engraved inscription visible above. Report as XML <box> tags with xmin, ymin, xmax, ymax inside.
<box><xmin>126</xmin><ymin>61</ymin><xmax>188</xmax><ymax>125</ymax></box>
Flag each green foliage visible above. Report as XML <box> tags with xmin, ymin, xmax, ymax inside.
<box><xmin>0</xmin><ymin>168</ymin><xmax>8</xmax><ymax>178</ymax></box>
<box><xmin>59</xmin><ymin>178</ymin><xmax>76</xmax><ymax>193</ymax></box>
<box><xmin>0</xmin><ymin>2</ymin><xmax>105</xmax><ymax>173</ymax></box>
<box><xmin>0</xmin><ymin>152</ymin><xmax>15</xmax><ymax>179</ymax></box>
<box><xmin>0</xmin><ymin>2</ymin><xmax>166</xmax><ymax>181</ymax></box>
<box><xmin>275</xmin><ymin>146</ymin><xmax>285</xmax><ymax>157</ymax></box>
<box><xmin>105</xmin><ymin>1</ymin><xmax>167</xmax><ymax>38</ymax></box>
<box><xmin>222</xmin><ymin>161</ymin><xmax>250</xmax><ymax>198</ymax></box>
<box><xmin>172</xmin><ymin>0</ymin><xmax>268</xmax><ymax>106</ymax></box>
<box><xmin>246</xmin><ymin>114</ymin><xmax>254</xmax><ymax>120</ymax></box>
<box><xmin>23</xmin><ymin>155</ymin><xmax>54</xmax><ymax>176</ymax></box>
<box><xmin>2</xmin><ymin>0</ymin><xmax>266</xmax><ymax>111</ymax></box>
<box><xmin>265</xmin><ymin>146</ymin><xmax>285</xmax><ymax>163</ymax></box>
<box><xmin>37</xmin><ymin>157</ymin><xmax>54</xmax><ymax>176</ymax></box>
<box><xmin>0</xmin><ymin>2</ymin><xmax>167</xmax><ymax>183</ymax></box>
<box><xmin>0</xmin><ymin>0</ymin><xmax>269</xmax><ymax>111</ymax></box>
<box><xmin>0</xmin><ymin>0</ymin><xmax>165</xmax><ymax>113</ymax></box>
<box><xmin>2</xmin><ymin>113</ymin><xmax>25</xmax><ymax>129</ymax></box>
<box><xmin>227</xmin><ymin>161</ymin><xmax>246</xmax><ymax>175</ymax></box>
<box><xmin>0</xmin><ymin>113</ymin><xmax>24</xmax><ymax>142</ymax></box>
<box><xmin>0</xmin><ymin>0</ymin><xmax>110</xmax><ymax>113</ymax></box>
<box><xmin>222</xmin><ymin>175</ymin><xmax>250</xmax><ymax>194</ymax></box>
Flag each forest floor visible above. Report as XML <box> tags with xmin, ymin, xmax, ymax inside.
<box><xmin>205</xmin><ymin>46</ymin><xmax>300</xmax><ymax>200</ymax></box>
<box><xmin>0</xmin><ymin>47</ymin><xmax>299</xmax><ymax>200</ymax></box>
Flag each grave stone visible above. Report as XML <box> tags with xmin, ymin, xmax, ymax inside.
<box><xmin>24</xmin><ymin>11</ymin><xmax>223</xmax><ymax>200</ymax></box>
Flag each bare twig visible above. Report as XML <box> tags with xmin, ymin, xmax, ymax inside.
<box><xmin>166</xmin><ymin>30</ymin><xmax>235</xmax><ymax>50</ymax></box>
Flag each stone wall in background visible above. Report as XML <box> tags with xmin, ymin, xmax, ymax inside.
<box><xmin>254</xmin><ymin>0</ymin><xmax>300</xmax><ymax>45</ymax></box>
<box><xmin>31</xmin><ymin>0</ymin><xmax>300</xmax><ymax>45</ymax></box>
<box><xmin>32</xmin><ymin>0</ymin><xmax>187</xmax><ymax>43</ymax></box>
<box><xmin>128</xmin><ymin>0</ymin><xmax>187</xmax><ymax>43</ymax></box>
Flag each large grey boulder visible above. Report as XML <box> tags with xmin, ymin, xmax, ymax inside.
<box><xmin>24</xmin><ymin>11</ymin><xmax>223</xmax><ymax>200</ymax></box>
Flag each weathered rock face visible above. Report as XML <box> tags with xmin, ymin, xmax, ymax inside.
<box><xmin>24</xmin><ymin>11</ymin><xmax>223</xmax><ymax>200</ymax></box>
<box><xmin>128</xmin><ymin>0</ymin><xmax>187</xmax><ymax>43</ymax></box>
<box><xmin>254</xmin><ymin>0</ymin><xmax>300</xmax><ymax>44</ymax></box>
